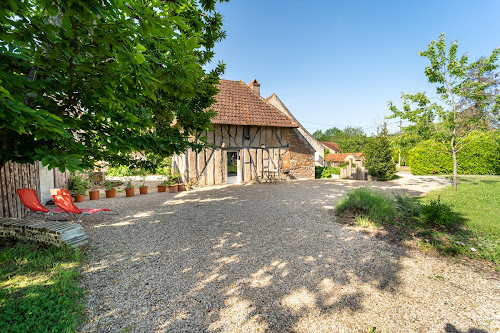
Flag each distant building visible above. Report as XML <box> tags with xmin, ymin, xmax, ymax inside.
<box><xmin>320</xmin><ymin>141</ymin><xmax>341</xmax><ymax>154</ymax></box>
<box><xmin>325</xmin><ymin>153</ymin><xmax>364</xmax><ymax>167</ymax></box>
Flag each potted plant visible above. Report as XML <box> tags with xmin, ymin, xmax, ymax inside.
<box><xmin>104</xmin><ymin>180</ymin><xmax>117</xmax><ymax>198</ymax></box>
<box><xmin>157</xmin><ymin>177</ymin><xmax>168</xmax><ymax>192</ymax></box>
<box><xmin>167</xmin><ymin>176</ymin><xmax>178</xmax><ymax>193</ymax></box>
<box><xmin>185</xmin><ymin>181</ymin><xmax>191</xmax><ymax>191</ymax></box>
<box><xmin>68</xmin><ymin>174</ymin><xmax>91</xmax><ymax>202</ymax></box>
<box><xmin>125</xmin><ymin>179</ymin><xmax>135</xmax><ymax>197</ymax></box>
<box><xmin>88</xmin><ymin>188</ymin><xmax>100</xmax><ymax>200</ymax></box>
<box><xmin>139</xmin><ymin>171</ymin><xmax>148</xmax><ymax>195</ymax></box>
<box><xmin>172</xmin><ymin>171</ymin><xmax>184</xmax><ymax>191</ymax></box>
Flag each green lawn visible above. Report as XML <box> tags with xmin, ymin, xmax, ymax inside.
<box><xmin>0</xmin><ymin>239</ymin><xmax>85</xmax><ymax>332</ymax></box>
<box><xmin>422</xmin><ymin>175</ymin><xmax>500</xmax><ymax>264</ymax></box>
<box><xmin>335</xmin><ymin>175</ymin><xmax>500</xmax><ymax>267</ymax></box>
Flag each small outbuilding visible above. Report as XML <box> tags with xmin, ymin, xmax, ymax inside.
<box><xmin>173</xmin><ymin>79</ymin><xmax>316</xmax><ymax>186</ymax></box>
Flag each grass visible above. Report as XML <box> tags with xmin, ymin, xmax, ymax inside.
<box><xmin>422</xmin><ymin>175</ymin><xmax>500</xmax><ymax>264</ymax></box>
<box><xmin>335</xmin><ymin>176</ymin><xmax>500</xmax><ymax>267</ymax></box>
<box><xmin>0</xmin><ymin>238</ymin><xmax>85</xmax><ymax>332</ymax></box>
<box><xmin>335</xmin><ymin>187</ymin><xmax>395</xmax><ymax>224</ymax></box>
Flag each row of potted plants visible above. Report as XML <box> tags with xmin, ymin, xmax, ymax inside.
<box><xmin>67</xmin><ymin>173</ymin><xmax>189</xmax><ymax>202</ymax></box>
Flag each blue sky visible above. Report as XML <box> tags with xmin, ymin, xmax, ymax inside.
<box><xmin>209</xmin><ymin>0</ymin><xmax>500</xmax><ymax>135</ymax></box>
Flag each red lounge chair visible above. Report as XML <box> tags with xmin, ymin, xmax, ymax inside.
<box><xmin>16</xmin><ymin>189</ymin><xmax>64</xmax><ymax>219</ymax></box>
<box><xmin>50</xmin><ymin>188</ymin><xmax>114</xmax><ymax>223</ymax></box>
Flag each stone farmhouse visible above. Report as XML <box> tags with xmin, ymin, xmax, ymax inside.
<box><xmin>173</xmin><ymin>79</ymin><xmax>317</xmax><ymax>186</ymax></box>
<box><xmin>265</xmin><ymin>93</ymin><xmax>326</xmax><ymax>166</ymax></box>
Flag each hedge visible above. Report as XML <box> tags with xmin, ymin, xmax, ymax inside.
<box><xmin>409</xmin><ymin>130</ymin><xmax>500</xmax><ymax>175</ymax></box>
<box><xmin>315</xmin><ymin>166</ymin><xmax>341</xmax><ymax>179</ymax></box>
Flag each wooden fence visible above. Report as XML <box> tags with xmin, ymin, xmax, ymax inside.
<box><xmin>0</xmin><ymin>161</ymin><xmax>40</xmax><ymax>218</ymax></box>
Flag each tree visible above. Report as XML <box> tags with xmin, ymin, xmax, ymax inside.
<box><xmin>388</xmin><ymin>33</ymin><xmax>500</xmax><ymax>189</ymax></box>
<box><xmin>0</xmin><ymin>0</ymin><xmax>228</xmax><ymax>171</ymax></box>
<box><xmin>313</xmin><ymin>126</ymin><xmax>368</xmax><ymax>152</ymax></box>
<box><xmin>363</xmin><ymin>125</ymin><xmax>396</xmax><ymax>181</ymax></box>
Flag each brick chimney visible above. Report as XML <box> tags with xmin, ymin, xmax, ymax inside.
<box><xmin>249</xmin><ymin>79</ymin><xmax>260</xmax><ymax>96</ymax></box>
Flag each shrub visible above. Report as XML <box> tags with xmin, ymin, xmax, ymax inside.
<box><xmin>364</xmin><ymin>127</ymin><xmax>396</xmax><ymax>181</ymax></box>
<box><xmin>336</xmin><ymin>187</ymin><xmax>396</xmax><ymax>223</ymax></box>
<box><xmin>67</xmin><ymin>174</ymin><xmax>91</xmax><ymax>194</ymax></box>
<box><xmin>321</xmin><ymin>167</ymin><xmax>340</xmax><ymax>178</ymax></box>
<box><xmin>315</xmin><ymin>166</ymin><xmax>341</xmax><ymax>178</ymax></box>
<box><xmin>393</xmin><ymin>192</ymin><xmax>422</xmax><ymax>220</ymax></box>
<box><xmin>409</xmin><ymin>130</ymin><xmax>500</xmax><ymax>175</ymax></box>
<box><xmin>315</xmin><ymin>166</ymin><xmax>324</xmax><ymax>178</ymax></box>
<box><xmin>421</xmin><ymin>197</ymin><xmax>453</xmax><ymax>227</ymax></box>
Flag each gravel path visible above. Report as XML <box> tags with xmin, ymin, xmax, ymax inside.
<box><xmin>78</xmin><ymin>175</ymin><xmax>499</xmax><ymax>333</ymax></box>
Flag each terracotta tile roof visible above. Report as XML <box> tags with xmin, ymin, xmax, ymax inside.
<box><xmin>210</xmin><ymin>79</ymin><xmax>298</xmax><ymax>128</ymax></box>
<box><xmin>325</xmin><ymin>153</ymin><xmax>364</xmax><ymax>163</ymax></box>
<box><xmin>320</xmin><ymin>141</ymin><xmax>340</xmax><ymax>153</ymax></box>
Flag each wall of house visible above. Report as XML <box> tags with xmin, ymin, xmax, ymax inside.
<box><xmin>39</xmin><ymin>165</ymin><xmax>55</xmax><ymax>205</ymax></box>
<box><xmin>266</xmin><ymin>94</ymin><xmax>325</xmax><ymax>166</ymax></box>
<box><xmin>288</xmin><ymin>128</ymin><xmax>315</xmax><ymax>179</ymax></box>
<box><xmin>173</xmin><ymin>124</ymin><xmax>314</xmax><ymax>186</ymax></box>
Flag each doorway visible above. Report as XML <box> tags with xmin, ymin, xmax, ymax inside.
<box><xmin>227</xmin><ymin>151</ymin><xmax>239</xmax><ymax>184</ymax></box>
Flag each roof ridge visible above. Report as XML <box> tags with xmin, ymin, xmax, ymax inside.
<box><xmin>242</xmin><ymin>83</ymin><xmax>299</xmax><ymax>127</ymax></box>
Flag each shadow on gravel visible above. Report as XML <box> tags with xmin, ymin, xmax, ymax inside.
<box><xmin>445</xmin><ymin>323</ymin><xmax>489</xmax><ymax>333</ymax></box>
<box><xmin>80</xmin><ymin>178</ymin><xmax>464</xmax><ymax>332</ymax></box>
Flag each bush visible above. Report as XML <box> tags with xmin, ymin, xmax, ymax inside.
<box><xmin>393</xmin><ymin>192</ymin><xmax>422</xmax><ymax>220</ymax></box>
<box><xmin>364</xmin><ymin>127</ymin><xmax>396</xmax><ymax>181</ymax></box>
<box><xmin>315</xmin><ymin>166</ymin><xmax>324</xmax><ymax>178</ymax></box>
<box><xmin>315</xmin><ymin>166</ymin><xmax>341</xmax><ymax>179</ymax></box>
<box><xmin>409</xmin><ymin>130</ymin><xmax>500</xmax><ymax>175</ymax></box>
<box><xmin>336</xmin><ymin>188</ymin><xmax>396</xmax><ymax>223</ymax></box>
<box><xmin>421</xmin><ymin>197</ymin><xmax>453</xmax><ymax>227</ymax></box>
<box><xmin>67</xmin><ymin>174</ymin><xmax>91</xmax><ymax>194</ymax></box>
<box><xmin>321</xmin><ymin>167</ymin><xmax>340</xmax><ymax>178</ymax></box>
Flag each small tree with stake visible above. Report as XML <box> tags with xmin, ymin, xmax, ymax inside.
<box><xmin>388</xmin><ymin>33</ymin><xmax>500</xmax><ymax>189</ymax></box>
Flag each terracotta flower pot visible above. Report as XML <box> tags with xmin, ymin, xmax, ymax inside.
<box><xmin>125</xmin><ymin>188</ymin><xmax>135</xmax><ymax>197</ymax></box>
<box><xmin>89</xmin><ymin>190</ymin><xmax>100</xmax><ymax>200</ymax></box>
<box><xmin>157</xmin><ymin>185</ymin><xmax>167</xmax><ymax>192</ymax></box>
<box><xmin>139</xmin><ymin>186</ymin><xmax>148</xmax><ymax>195</ymax></box>
<box><xmin>74</xmin><ymin>194</ymin><xmax>85</xmax><ymax>202</ymax></box>
<box><xmin>168</xmin><ymin>184</ymin><xmax>178</xmax><ymax>193</ymax></box>
<box><xmin>177</xmin><ymin>184</ymin><xmax>185</xmax><ymax>191</ymax></box>
<box><xmin>105</xmin><ymin>189</ymin><xmax>117</xmax><ymax>198</ymax></box>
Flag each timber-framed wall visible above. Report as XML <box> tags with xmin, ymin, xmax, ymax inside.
<box><xmin>173</xmin><ymin>124</ymin><xmax>315</xmax><ymax>186</ymax></box>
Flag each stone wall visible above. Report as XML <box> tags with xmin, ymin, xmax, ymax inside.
<box><xmin>39</xmin><ymin>165</ymin><xmax>55</xmax><ymax>205</ymax></box>
<box><xmin>1</xmin><ymin>218</ymin><xmax>62</xmax><ymax>246</ymax></box>
<box><xmin>288</xmin><ymin>128</ymin><xmax>315</xmax><ymax>179</ymax></box>
<box><xmin>0</xmin><ymin>218</ymin><xmax>88</xmax><ymax>247</ymax></box>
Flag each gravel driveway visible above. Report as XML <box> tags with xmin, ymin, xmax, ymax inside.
<box><xmin>79</xmin><ymin>175</ymin><xmax>499</xmax><ymax>333</ymax></box>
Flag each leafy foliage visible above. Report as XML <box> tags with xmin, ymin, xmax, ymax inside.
<box><xmin>393</xmin><ymin>192</ymin><xmax>422</xmax><ymax>221</ymax></box>
<box><xmin>388</xmin><ymin>33</ymin><xmax>500</xmax><ymax>189</ymax></box>
<box><xmin>409</xmin><ymin>130</ymin><xmax>500</xmax><ymax>175</ymax></box>
<box><xmin>0</xmin><ymin>239</ymin><xmax>84</xmax><ymax>332</ymax></box>
<box><xmin>314</xmin><ymin>166</ymin><xmax>340</xmax><ymax>179</ymax></box>
<box><xmin>0</xmin><ymin>0</ymin><xmax>228</xmax><ymax>171</ymax></box>
<box><xmin>313</xmin><ymin>126</ymin><xmax>368</xmax><ymax>153</ymax></box>
<box><xmin>67</xmin><ymin>174</ymin><xmax>91</xmax><ymax>195</ymax></box>
<box><xmin>421</xmin><ymin>197</ymin><xmax>453</xmax><ymax>227</ymax></box>
<box><xmin>363</xmin><ymin>126</ymin><xmax>396</xmax><ymax>181</ymax></box>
